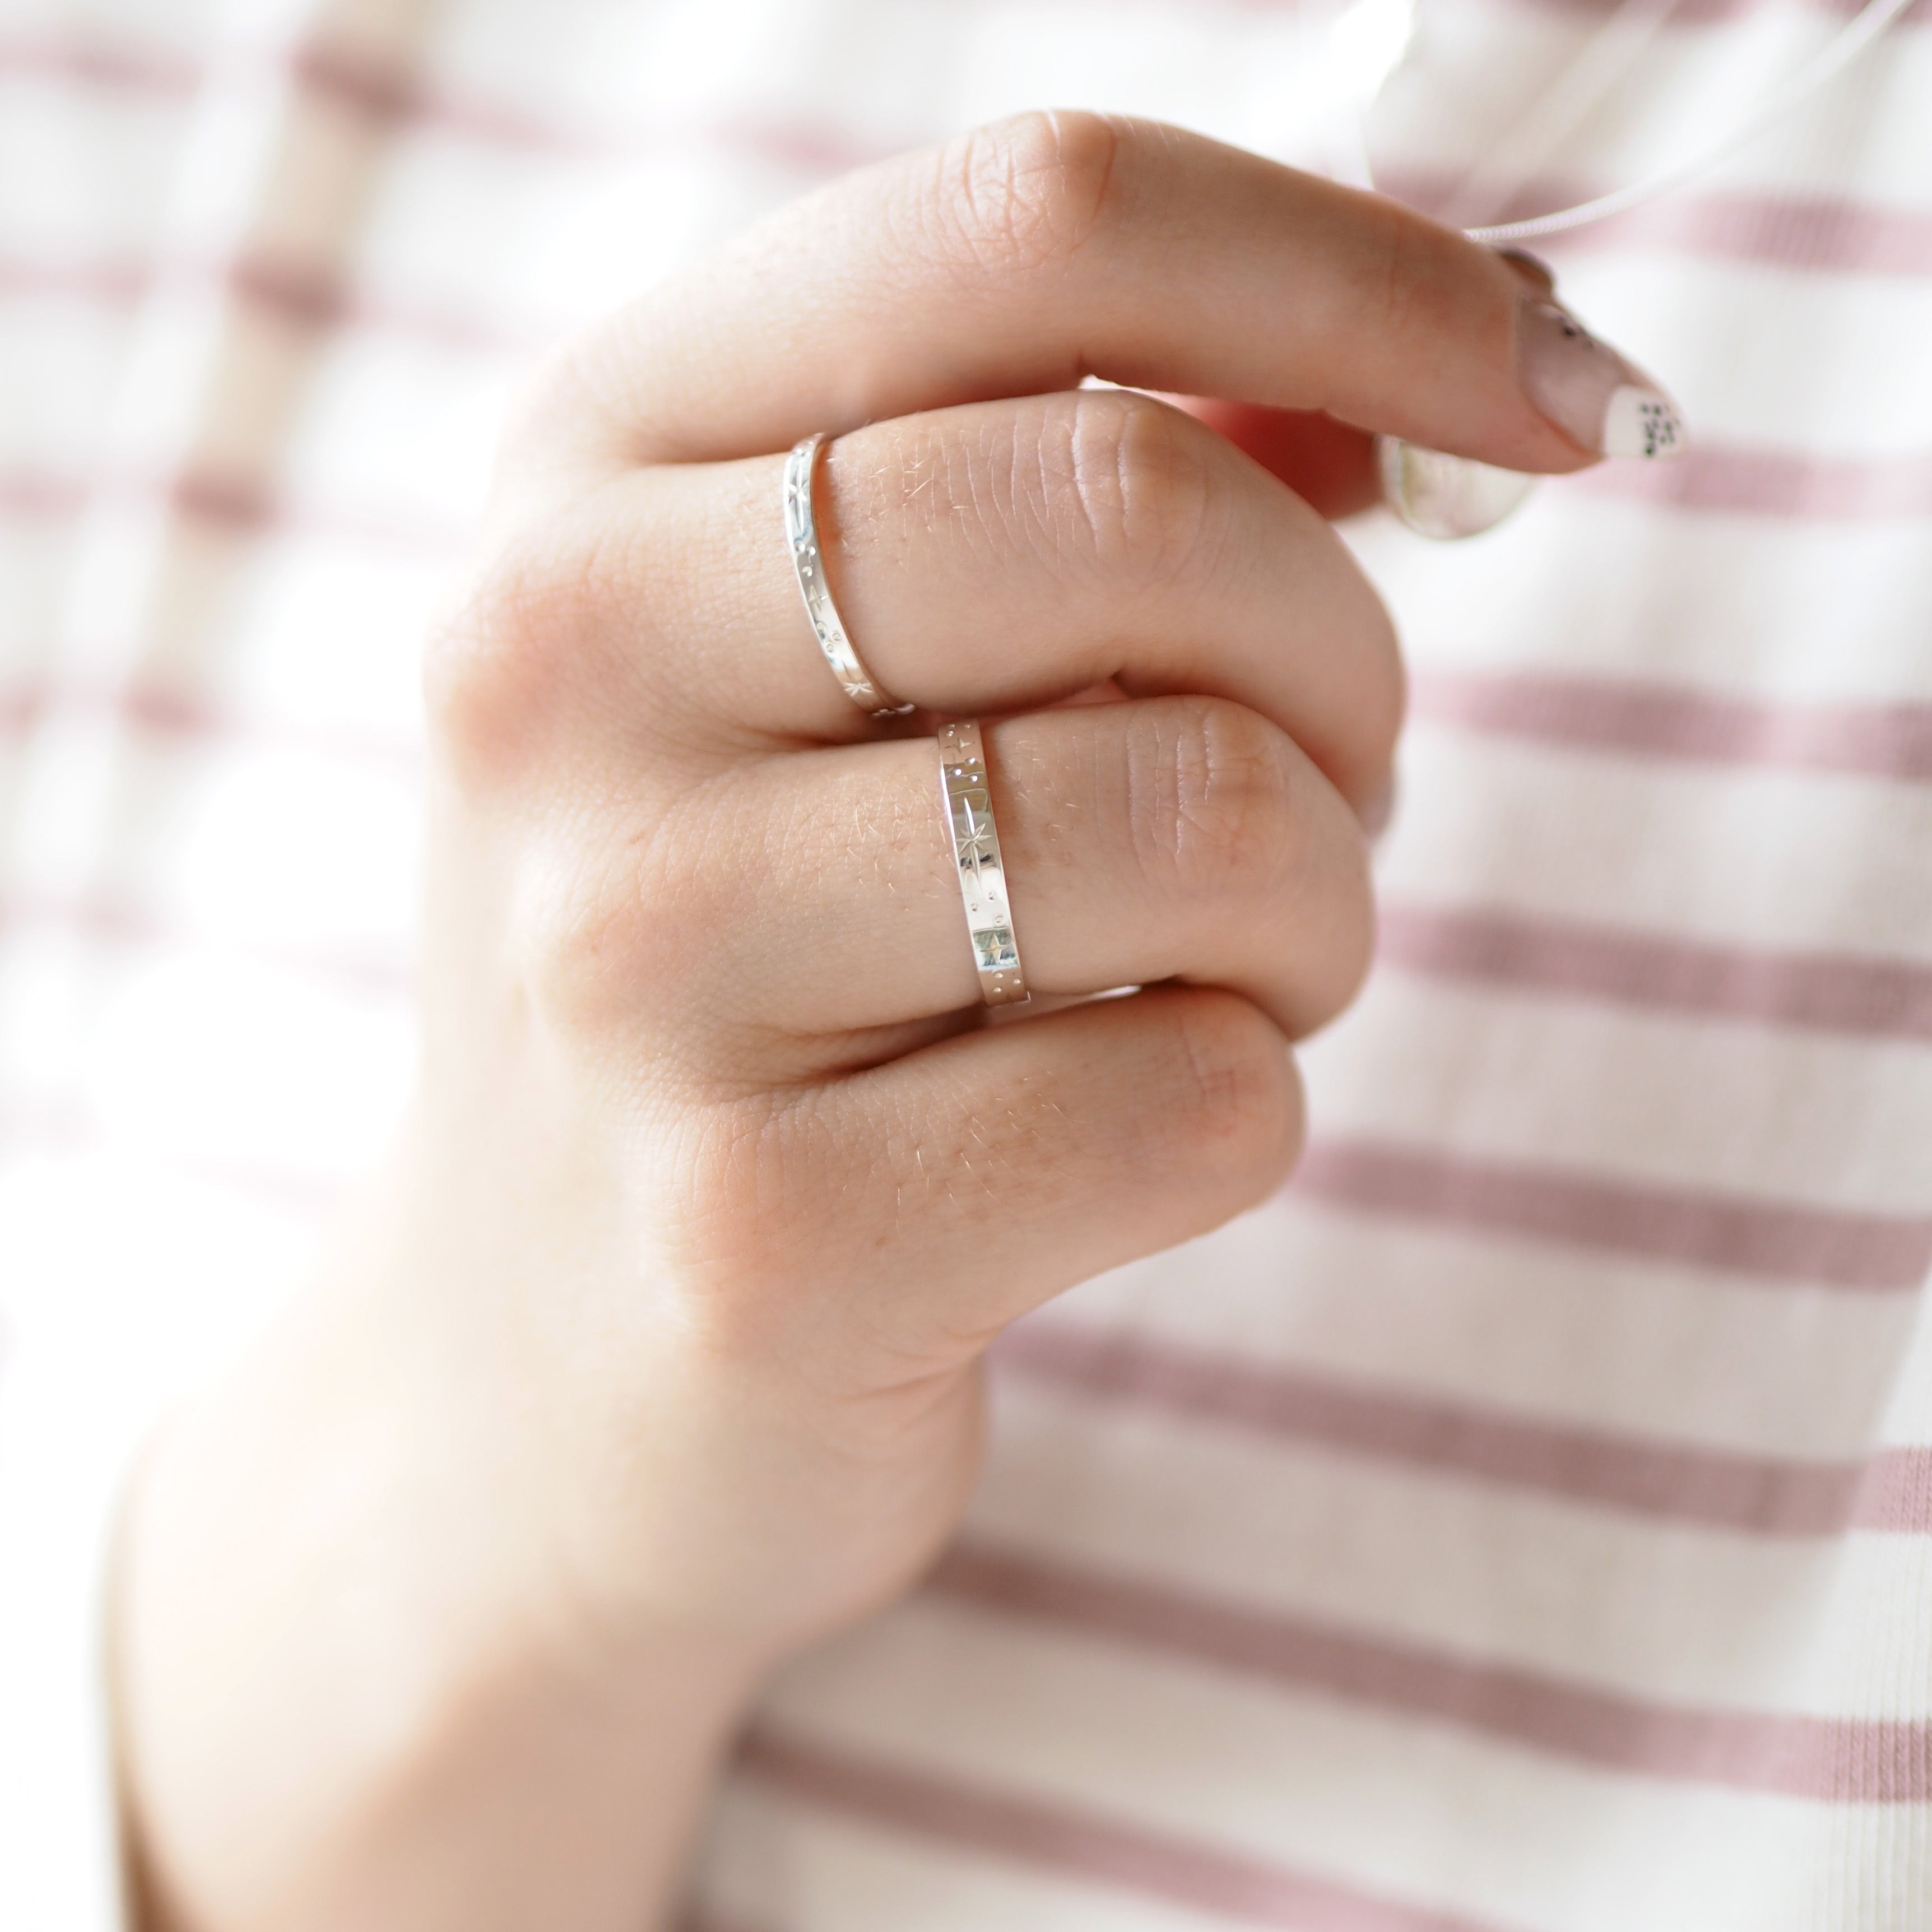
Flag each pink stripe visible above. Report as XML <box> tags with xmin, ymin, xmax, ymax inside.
<box><xmin>0</xmin><ymin>469</ymin><xmax>90</xmax><ymax>522</ymax></box>
<box><xmin>1292</xmin><ymin>1138</ymin><xmax>1932</xmax><ymax>1290</ymax></box>
<box><xmin>4</xmin><ymin>0</ymin><xmax>1924</xmax><ymax>113</ymax></box>
<box><xmin>225</xmin><ymin>252</ymin><xmax>547</xmax><ymax>354</ymax></box>
<box><xmin>1576</xmin><ymin>445</ymin><xmax>1932</xmax><ymax>521</ymax></box>
<box><xmin>1498</xmin><ymin>0</ymin><xmax>1932</xmax><ymax>24</ymax></box>
<box><xmin>1</xmin><ymin>891</ymin><xmax>156</xmax><ymax>949</ymax></box>
<box><xmin>1851</xmin><ymin>1447</ymin><xmax>1932</xmax><ymax>1530</ymax></box>
<box><xmin>928</xmin><ymin>1541</ymin><xmax>1932</xmax><ymax>1800</ymax></box>
<box><xmin>292</xmin><ymin>45</ymin><xmax>887</xmax><ymax>178</ymax></box>
<box><xmin>703</xmin><ymin>112</ymin><xmax>893</xmax><ymax>177</ymax></box>
<box><xmin>995</xmin><ymin>1320</ymin><xmax>1866</xmax><ymax>1535</ymax></box>
<box><xmin>155</xmin><ymin>465</ymin><xmax>460</xmax><ymax>554</ymax></box>
<box><xmin>0</xmin><ymin>247</ymin><xmax>549</xmax><ymax>355</ymax></box>
<box><xmin>0</xmin><ymin>33</ymin><xmax>555</xmax><ymax>152</ymax></box>
<box><xmin>0</xmin><ymin>463</ymin><xmax>465</xmax><ymax>555</ymax></box>
<box><xmin>1377</xmin><ymin>901</ymin><xmax>1932</xmax><ymax>1039</ymax></box>
<box><xmin>0</xmin><ymin>32</ymin><xmax>200</xmax><ymax>96</ymax></box>
<box><xmin>1383</xmin><ymin>175</ymin><xmax>1932</xmax><ymax>278</ymax></box>
<box><xmin>290</xmin><ymin>38</ymin><xmax>602</xmax><ymax>155</ymax></box>
<box><xmin>0</xmin><ymin>682</ymin><xmax>43</xmax><ymax>735</ymax></box>
<box><xmin>1549</xmin><ymin>189</ymin><xmax>1932</xmax><ymax>278</ymax></box>
<box><xmin>4</xmin><ymin>9</ymin><xmax>1926</xmax><ymax>191</ymax></box>
<box><xmin>739</xmin><ymin>1729</ymin><xmax>1510</xmax><ymax>1930</ymax></box>
<box><xmin>1409</xmin><ymin>668</ymin><xmax>1932</xmax><ymax>780</ymax></box>
<box><xmin>105</xmin><ymin>679</ymin><xmax>419</xmax><ymax>769</ymax></box>
<box><xmin>1</xmin><ymin>26</ymin><xmax>885</xmax><ymax>175</ymax></box>
<box><xmin>0</xmin><ymin>675</ymin><xmax>419</xmax><ymax>768</ymax></box>
<box><xmin>1383</xmin><ymin>167</ymin><xmax>1932</xmax><ymax>278</ymax></box>
<box><xmin>8</xmin><ymin>45</ymin><xmax>1930</xmax><ymax>289</ymax></box>
<box><xmin>0</xmin><ymin>257</ymin><xmax>151</xmax><ymax>305</ymax></box>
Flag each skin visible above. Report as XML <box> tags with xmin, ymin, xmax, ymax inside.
<box><xmin>111</xmin><ymin>113</ymin><xmax>1609</xmax><ymax>1932</ymax></box>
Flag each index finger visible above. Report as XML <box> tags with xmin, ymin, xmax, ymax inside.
<box><xmin>540</xmin><ymin>112</ymin><xmax>1682</xmax><ymax>476</ymax></box>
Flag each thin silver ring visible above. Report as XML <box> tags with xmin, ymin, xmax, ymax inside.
<box><xmin>783</xmin><ymin>433</ymin><xmax>911</xmax><ymax>718</ymax></box>
<box><xmin>937</xmin><ymin>719</ymin><xmax>1029</xmax><ymax>1006</ymax></box>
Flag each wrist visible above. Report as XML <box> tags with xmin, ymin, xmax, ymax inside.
<box><xmin>113</xmin><ymin>1220</ymin><xmax>773</xmax><ymax>1932</ymax></box>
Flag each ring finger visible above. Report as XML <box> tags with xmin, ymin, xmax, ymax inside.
<box><xmin>677</xmin><ymin>691</ymin><xmax>1373</xmax><ymax>1049</ymax></box>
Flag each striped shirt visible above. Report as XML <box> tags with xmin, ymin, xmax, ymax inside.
<box><xmin>2</xmin><ymin>0</ymin><xmax>1929</xmax><ymax>1925</ymax></box>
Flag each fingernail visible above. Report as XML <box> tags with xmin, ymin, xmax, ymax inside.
<box><xmin>1378</xmin><ymin>435</ymin><xmax>1535</xmax><ymax>541</ymax></box>
<box><xmin>1517</xmin><ymin>299</ymin><xmax>1687</xmax><ymax>461</ymax></box>
<box><xmin>1496</xmin><ymin>248</ymin><xmax>1557</xmax><ymax>296</ymax></box>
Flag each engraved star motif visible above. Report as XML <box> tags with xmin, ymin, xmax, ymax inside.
<box><xmin>957</xmin><ymin>795</ymin><xmax>996</xmax><ymax>878</ymax></box>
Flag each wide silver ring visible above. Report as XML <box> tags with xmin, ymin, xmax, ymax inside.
<box><xmin>937</xmin><ymin>720</ymin><xmax>1029</xmax><ymax>1006</ymax></box>
<box><xmin>783</xmin><ymin>433</ymin><xmax>911</xmax><ymax>718</ymax></box>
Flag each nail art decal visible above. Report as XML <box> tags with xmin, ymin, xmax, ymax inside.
<box><xmin>1603</xmin><ymin>387</ymin><xmax>1685</xmax><ymax>461</ymax></box>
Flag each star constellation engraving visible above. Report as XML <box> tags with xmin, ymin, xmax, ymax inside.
<box><xmin>954</xmin><ymin>790</ymin><xmax>997</xmax><ymax>880</ymax></box>
<box><xmin>938</xmin><ymin>723</ymin><xmax>1027</xmax><ymax>1002</ymax></box>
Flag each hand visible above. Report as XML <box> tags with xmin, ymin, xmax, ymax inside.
<box><xmin>114</xmin><ymin>113</ymin><xmax>1634</xmax><ymax>1932</ymax></box>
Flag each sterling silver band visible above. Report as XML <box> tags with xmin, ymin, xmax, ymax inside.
<box><xmin>937</xmin><ymin>719</ymin><xmax>1029</xmax><ymax>1006</ymax></box>
<box><xmin>783</xmin><ymin>433</ymin><xmax>910</xmax><ymax>718</ymax></box>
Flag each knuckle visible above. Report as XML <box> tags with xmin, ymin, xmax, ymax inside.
<box><xmin>1046</xmin><ymin>389</ymin><xmax>1219</xmax><ymax>591</ymax></box>
<box><xmin>422</xmin><ymin>527</ymin><xmax>593</xmax><ymax>779</ymax></box>
<box><xmin>522</xmin><ymin>800</ymin><xmax>747</xmax><ymax>1042</ymax></box>
<box><xmin>923</xmin><ymin>108</ymin><xmax>1123</xmax><ymax>283</ymax></box>
<box><xmin>1348</xmin><ymin>197</ymin><xmax>1469</xmax><ymax>367</ymax></box>
<box><xmin>518</xmin><ymin>837</ymin><xmax>663</xmax><ymax>1034</ymax></box>
<box><xmin>496</xmin><ymin>331</ymin><xmax>607</xmax><ymax>469</ymax></box>
<box><xmin>1147</xmin><ymin>991</ymin><xmax>1304</xmax><ymax>1194</ymax></box>
<box><xmin>521</xmin><ymin>854</ymin><xmax>620</xmax><ymax>1028</ymax></box>
<box><xmin>422</xmin><ymin>501</ymin><xmax>662</xmax><ymax>788</ymax></box>
<box><xmin>1363</xmin><ymin>197</ymin><xmax>1425</xmax><ymax>345</ymax></box>
<box><xmin>1122</xmin><ymin>696</ymin><xmax>1302</xmax><ymax>901</ymax></box>
<box><xmin>665</xmin><ymin>1092</ymin><xmax>805</xmax><ymax>1307</ymax></box>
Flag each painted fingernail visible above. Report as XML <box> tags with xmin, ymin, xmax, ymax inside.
<box><xmin>1517</xmin><ymin>299</ymin><xmax>1687</xmax><ymax>461</ymax></box>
